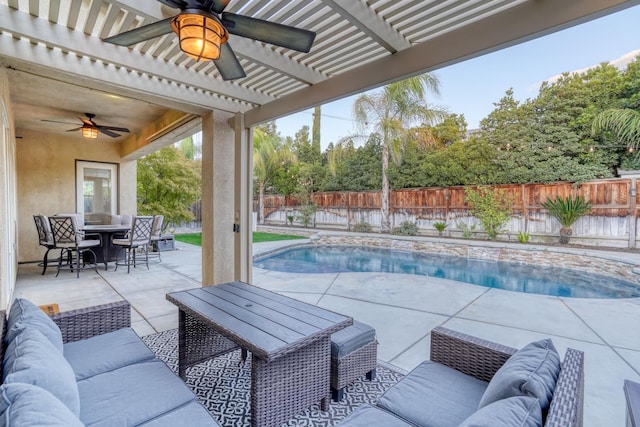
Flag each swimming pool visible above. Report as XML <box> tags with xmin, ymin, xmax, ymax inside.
<box><xmin>254</xmin><ymin>245</ymin><xmax>640</xmax><ymax>299</ymax></box>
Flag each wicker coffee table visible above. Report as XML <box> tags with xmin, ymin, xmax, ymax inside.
<box><xmin>166</xmin><ymin>282</ymin><xmax>352</xmax><ymax>427</ymax></box>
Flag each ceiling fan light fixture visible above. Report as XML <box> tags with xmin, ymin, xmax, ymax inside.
<box><xmin>171</xmin><ymin>11</ymin><xmax>228</xmax><ymax>61</ymax></box>
<box><xmin>81</xmin><ymin>125</ymin><xmax>98</xmax><ymax>139</ymax></box>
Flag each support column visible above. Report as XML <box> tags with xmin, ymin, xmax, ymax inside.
<box><xmin>233</xmin><ymin>113</ymin><xmax>253</xmax><ymax>283</ymax></box>
<box><xmin>201</xmin><ymin>111</ymin><xmax>235</xmax><ymax>286</ymax></box>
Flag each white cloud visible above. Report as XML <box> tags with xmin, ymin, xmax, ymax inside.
<box><xmin>545</xmin><ymin>49</ymin><xmax>640</xmax><ymax>84</ymax></box>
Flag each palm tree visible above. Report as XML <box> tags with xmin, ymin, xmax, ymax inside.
<box><xmin>353</xmin><ymin>75</ymin><xmax>444</xmax><ymax>232</ymax></box>
<box><xmin>592</xmin><ymin>108</ymin><xmax>640</xmax><ymax>149</ymax></box>
<box><xmin>253</xmin><ymin>128</ymin><xmax>297</xmax><ymax>224</ymax></box>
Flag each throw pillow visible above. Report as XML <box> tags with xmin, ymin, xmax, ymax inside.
<box><xmin>460</xmin><ymin>396</ymin><xmax>542</xmax><ymax>427</ymax></box>
<box><xmin>0</xmin><ymin>383</ymin><xmax>83</xmax><ymax>427</ymax></box>
<box><xmin>3</xmin><ymin>328</ymin><xmax>80</xmax><ymax>416</ymax></box>
<box><xmin>5</xmin><ymin>298</ymin><xmax>63</xmax><ymax>352</ymax></box>
<box><xmin>478</xmin><ymin>338</ymin><xmax>561</xmax><ymax>412</ymax></box>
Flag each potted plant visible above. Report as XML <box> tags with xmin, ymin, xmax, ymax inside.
<box><xmin>541</xmin><ymin>195</ymin><xmax>592</xmax><ymax>244</ymax></box>
<box><xmin>433</xmin><ymin>221</ymin><xmax>448</xmax><ymax>237</ymax></box>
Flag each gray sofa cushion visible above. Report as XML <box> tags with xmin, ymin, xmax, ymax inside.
<box><xmin>336</xmin><ymin>404</ymin><xmax>414</xmax><ymax>427</ymax></box>
<box><xmin>3</xmin><ymin>328</ymin><xmax>80</xmax><ymax>416</ymax></box>
<box><xmin>77</xmin><ymin>359</ymin><xmax>200</xmax><ymax>426</ymax></box>
<box><xmin>376</xmin><ymin>360</ymin><xmax>488</xmax><ymax>427</ymax></box>
<box><xmin>64</xmin><ymin>328</ymin><xmax>156</xmax><ymax>380</ymax></box>
<box><xmin>331</xmin><ymin>320</ymin><xmax>376</xmax><ymax>358</ymax></box>
<box><xmin>5</xmin><ymin>298</ymin><xmax>63</xmax><ymax>352</ymax></box>
<box><xmin>478</xmin><ymin>339</ymin><xmax>561</xmax><ymax>412</ymax></box>
<box><xmin>137</xmin><ymin>400</ymin><xmax>220</xmax><ymax>426</ymax></box>
<box><xmin>460</xmin><ymin>396</ymin><xmax>542</xmax><ymax>427</ymax></box>
<box><xmin>0</xmin><ymin>383</ymin><xmax>84</xmax><ymax>427</ymax></box>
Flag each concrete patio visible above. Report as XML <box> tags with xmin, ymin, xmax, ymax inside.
<box><xmin>14</xmin><ymin>239</ymin><xmax>640</xmax><ymax>427</ymax></box>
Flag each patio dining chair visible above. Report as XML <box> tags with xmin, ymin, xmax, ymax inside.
<box><xmin>48</xmin><ymin>215</ymin><xmax>101</xmax><ymax>278</ymax></box>
<box><xmin>149</xmin><ymin>215</ymin><xmax>164</xmax><ymax>262</ymax></box>
<box><xmin>33</xmin><ymin>214</ymin><xmax>61</xmax><ymax>275</ymax></box>
<box><xmin>113</xmin><ymin>216</ymin><xmax>154</xmax><ymax>273</ymax></box>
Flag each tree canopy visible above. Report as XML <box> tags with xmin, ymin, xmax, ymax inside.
<box><xmin>137</xmin><ymin>145</ymin><xmax>201</xmax><ymax>226</ymax></box>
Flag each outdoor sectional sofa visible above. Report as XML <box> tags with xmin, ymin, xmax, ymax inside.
<box><xmin>337</xmin><ymin>326</ymin><xmax>584</xmax><ymax>427</ymax></box>
<box><xmin>0</xmin><ymin>298</ymin><xmax>219</xmax><ymax>426</ymax></box>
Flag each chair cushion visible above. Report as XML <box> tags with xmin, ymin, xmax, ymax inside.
<box><xmin>77</xmin><ymin>359</ymin><xmax>198</xmax><ymax>426</ymax></box>
<box><xmin>331</xmin><ymin>320</ymin><xmax>376</xmax><ymax>358</ymax></box>
<box><xmin>77</xmin><ymin>239</ymin><xmax>101</xmax><ymax>248</ymax></box>
<box><xmin>5</xmin><ymin>298</ymin><xmax>63</xmax><ymax>352</ymax></box>
<box><xmin>0</xmin><ymin>383</ymin><xmax>84</xmax><ymax>427</ymax></box>
<box><xmin>478</xmin><ymin>338</ymin><xmax>561</xmax><ymax>412</ymax></box>
<box><xmin>376</xmin><ymin>360</ymin><xmax>488</xmax><ymax>427</ymax></box>
<box><xmin>460</xmin><ymin>396</ymin><xmax>542</xmax><ymax>427</ymax></box>
<box><xmin>3</xmin><ymin>328</ymin><xmax>80</xmax><ymax>416</ymax></box>
<box><xmin>336</xmin><ymin>404</ymin><xmax>414</xmax><ymax>427</ymax></box>
<box><xmin>137</xmin><ymin>400</ymin><xmax>220</xmax><ymax>426</ymax></box>
<box><xmin>63</xmin><ymin>328</ymin><xmax>156</xmax><ymax>380</ymax></box>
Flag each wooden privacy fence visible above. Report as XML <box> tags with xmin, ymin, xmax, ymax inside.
<box><xmin>253</xmin><ymin>178</ymin><xmax>640</xmax><ymax>248</ymax></box>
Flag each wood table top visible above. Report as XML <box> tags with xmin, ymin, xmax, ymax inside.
<box><xmin>167</xmin><ymin>282</ymin><xmax>352</xmax><ymax>361</ymax></box>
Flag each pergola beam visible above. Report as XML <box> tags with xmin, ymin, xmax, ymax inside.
<box><xmin>0</xmin><ymin>5</ymin><xmax>271</xmax><ymax>107</ymax></box>
<box><xmin>245</xmin><ymin>0</ymin><xmax>640</xmax><ymax>126</ymax></box>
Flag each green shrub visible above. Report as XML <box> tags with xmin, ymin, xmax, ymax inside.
<box><xmin>464</xmin><ymin>187</ymin><xmax>513</xmax><ymax>240</ymax></box>
<box><xmin>352</xmin><ymin>222</ymin><xmax>372</xmax><ymax>233</ymax></box>
<box><xmin>433</xmin><ymin>222</ymin><xmax>448</xmax><ymax>236</ymax></box>
<box><xmin>391</xmin><ymin>221</ymin><xmax>419</xmax><ymax>236</ymax></box>
<box><xmin>541</xmin><ymin>194</ymin><xmax>592</xmax><ymax>244</ymax></box>
<box><xmin>457</xmin><ymin>222</ymin><xmax>477</xmax><ymax>239</ymax></box>
<box><xmin>541</xmin><ymin>195</ymin><xmax>591</xmax><ymax>229</ymax></box>
<box><xmin>286</xmin><ymin>215</ymin><xmax>295</xmax><ymax>226</ymax></box>
<box><xmin>296</xmin><ymin>204</ymin><xmax>317</xmax><ymax>228</ymax></box>
<box><xmin>517</xmin><ymin>231</ymin><xmax>530</xmax><ymax>243</ymax></box>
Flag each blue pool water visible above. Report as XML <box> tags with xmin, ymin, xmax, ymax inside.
<box><xmin>254</xmin><ymin>245</ymin><xmax>640</xmax><ymax>299</ymax></box>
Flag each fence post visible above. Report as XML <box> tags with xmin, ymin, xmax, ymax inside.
<box><xmin>522</xmin><ymin>184</ymin><xmax>528</xmax><ymax>233</ymax></box>
<box><xmin>630</xmin><ymin>178</ymin><xmax>637</xmax><ymax>248</ymax></box>
<box><xmin>346</xmin><ymin>192</ymin><xmax>351</xmax><ymax>231</ymax></box>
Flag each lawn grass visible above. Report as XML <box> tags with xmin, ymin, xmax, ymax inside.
<box><xmin>174</xmin><ymin>232</ymin><xmax>307</xmax><ymax>246</ymax></box>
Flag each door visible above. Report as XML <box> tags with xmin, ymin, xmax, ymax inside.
<box><xmin>76</xmin><ymin>161</ymin><xmax>118</xmax><ymax>224</ymax></box>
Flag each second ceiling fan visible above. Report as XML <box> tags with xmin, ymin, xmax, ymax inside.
<box><xmin>103</xmin><ymin>0</ymin><xmax>316</xmax><ymax>81</ymax></box>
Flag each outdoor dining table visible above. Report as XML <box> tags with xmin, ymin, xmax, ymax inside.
<box><xmin>166</xmin><ymin>282</ymin><xmax>352</xmax><ymax>427</ymax></box>
<box><xmin>81</xmin><ymin>224</ymin><xmax>130</xmax><ymax>270</ymax></box>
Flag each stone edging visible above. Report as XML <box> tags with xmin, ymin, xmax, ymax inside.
<box><xmin>255</xmin><ymin>227</ymin><xmax>640</xmax><ymax>284</ymax></box>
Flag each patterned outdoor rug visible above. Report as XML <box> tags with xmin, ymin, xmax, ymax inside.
<box><xmin>142</xmin><ymin>329</ymin><xmax>406</xmax><ymax>426</ymax></box>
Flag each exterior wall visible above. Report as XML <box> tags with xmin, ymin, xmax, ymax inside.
<box><xmin>0</xmin><ymin>68</ymin><xmax>18</xmax><ymax>309</ymax></box>
<box><xmin>16</xmin><ymin>130</ymin><xmax>136</xmax><ymax>262</ymax></box>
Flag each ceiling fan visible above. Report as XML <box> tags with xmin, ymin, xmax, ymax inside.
<box><xmin>42</xmin><ymin>113</ymin><xmax>130</xmax><ymax>139</ymax></box>
<box><xmin>102</xmin><ymin>0</ymin><xmax>316</xmax><ymax>81</ymax></box>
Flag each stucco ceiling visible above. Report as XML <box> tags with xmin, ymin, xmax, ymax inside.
<box><xmin>1</xmin><ymin>0</ymin><xmax>639</xmax><ymax>145</ymax></box>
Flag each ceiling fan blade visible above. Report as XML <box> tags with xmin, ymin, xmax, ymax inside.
<box><xmin>66</xmin><ymin>127</ymin><xmax>82</xmax><ymax>132</ymax></box>
<box><xmin>98</xmin><ymin>128</ymin><xmax>121</xmax><ymax>138</ymax></box>
<box><xmin>41</xmin><ymin>119</ymin><xmax>78</xmax><ymax>125</ymax></box>
<box><xmin>156</xmin><ymin>0</ymin><xmax>187</xmax><ymax>9</ymax></box>
<box><xmin>214</xmin><ymin>43</ymin><xmax>246</xmax><ymax>80</ymax></box>
<box><xmin>221</xmin><ymin>13</ymin><xmax>316</xmax><ymax>53</ymax></box>
<box><xmin>104</xmin><ymin>18</ymin><xmax>173</xmax><ymax>47</ymax></box>
<box><xmin>211</xmin><ymin>0</ymin><xmax>231</xmax><ymax>14</ymax></box>
<box><xmin>100</xmin><ymin>126</ymin><xmax>130</xmax><ymax>133</ymax></box>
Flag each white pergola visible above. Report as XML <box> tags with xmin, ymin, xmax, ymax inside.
<box><xmin>1</xmin><ymin>0</ymin><xmax>638</xmax><ymax>294</ymax></box>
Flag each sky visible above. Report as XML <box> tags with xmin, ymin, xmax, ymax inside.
<box><xmin>274</xmin><ymin>5</ymin><xmax>640</xmax><ymax>150</ymax></box>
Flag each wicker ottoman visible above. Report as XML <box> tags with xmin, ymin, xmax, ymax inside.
<box><xmin>331</xmin><ymin>320</ymin><xmax>377</xmax><ymax>401</ymax></box>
